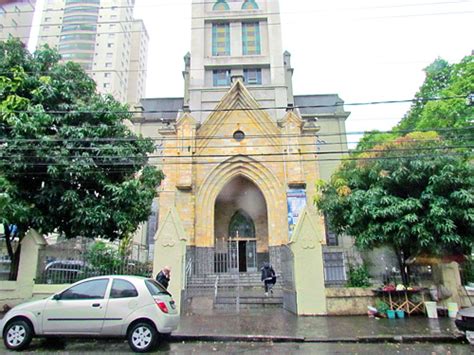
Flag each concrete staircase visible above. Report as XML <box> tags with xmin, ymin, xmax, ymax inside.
<box><xmin>186</xmin><ymin>272</ymin><xmax>283</xmax><ymax>310</ymax></box>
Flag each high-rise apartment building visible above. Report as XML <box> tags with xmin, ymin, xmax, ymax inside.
<box><xmin>127</xmin><ymin>19</ymin><xmax>148</xmax><ymax>106</ymax></box>
<box><xmin>0</xmin><ymin>0</ymin><xmax>37</xmax><ymax>44</ymax></box>
<box><xmin>37</xmin><ymin>0</ymin><xmax>148</xmax><ymax>105</ymax></box>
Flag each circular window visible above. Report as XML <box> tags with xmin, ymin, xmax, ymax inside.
<box><xmin>233</xmin><ymin>130</ymin><xmax>245</xmax><ymax>142</ymax></box>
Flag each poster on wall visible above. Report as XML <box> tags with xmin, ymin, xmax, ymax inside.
<box><xmin>287</xmin><ymin>189</ymin><xmax>307</xmax><ymax>239</ymax></box>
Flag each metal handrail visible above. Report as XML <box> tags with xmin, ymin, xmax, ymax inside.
<box><xmin>214</xmin><ymin>275</ymin><xmax>219</xmax><ymax>302</ymax></box>
<box><xmin>184</xmin><ymin>256</ymin><xmax>193</xmax><ymax>289</ymax></box>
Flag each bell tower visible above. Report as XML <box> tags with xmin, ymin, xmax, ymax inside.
<box><xmin>188</xmin><ymin>0</ymin><xmax>290</xmax><ymax>122</ymax></box>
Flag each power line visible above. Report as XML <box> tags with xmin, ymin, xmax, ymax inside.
<box><xmin>0</xmin><ymin>59</ymin><xmax>442</xmax><ymax>74</ymax></box>
<box><xmin>1</xmin><ymin>126</ymin><xmax>472</xmax><ymax>143</ymax></box>
<box><xmin>6</xmin><ymin>6</ymin><xmax>474</xmax><ymax>32</ymax></box>
<box><xmin>1</xmin><ymin>96</ymin><xmax>465</xmax><ymax>115</ymax></box>
<box><xmin>1</xmin><ymin>143</ymin><xmax>472</xmax><ymax>161</ymax></box>
<box><xmin>4</xmin><ymin>6</ymin><xmax>473</xmax><ymax>37</ymax></box>
<box><xmin>4</xmin><ymin>137</ymin><xmax>463</xmax><ymax>151</ymax></box>
<box><xmin>0</xmin><ymin>152</ymin><xmax>470</xmax><ymax>169</ymax></box>
<box><xmin>7</xmin><ymin>0</ymin><xmax>470</xmax><ymax>17</ymax></box>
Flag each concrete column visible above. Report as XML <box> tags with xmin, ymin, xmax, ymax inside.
<box><xmin>153</xmin><ymin>207</ymin><xmax>188</xmax><ymax>314</ymax></box>
<box><xmin>17</xmin><ymin>230</ymin><xmax>47</xmax><ymax>302</ymax></box>
<box><xmin>433</xmin><ymin>262</ymin><xmax>463</xmax><ymax>306</ymax></box>
<box><xmin>290</xmin><ymin>206</ymin><xmax>327</xmax><ymax>315</ymax></box>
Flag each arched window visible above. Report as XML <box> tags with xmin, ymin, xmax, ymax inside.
<box><xmin>242</xmin><ymin>0</ymin><xmax>259</xmax><ymax>10</ymax></box>
<box><xmin>229</xmin><ymin>209</ymin><xmax>256</xmax><ymax>239</ymax></box>
<box><xmin>213</xmin><ymin>0</ymin><xmax>230</xmax><ymax>11</ymax></box>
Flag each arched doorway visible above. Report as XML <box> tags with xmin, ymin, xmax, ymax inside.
<box><xmin>214</xmin><ymin>175</ymin><xmax>268</xmax><ymax>273</ymax></box>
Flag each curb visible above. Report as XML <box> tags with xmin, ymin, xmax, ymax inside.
<box><xmin>172</xmin><ymin>334</ymin><xmax>305</xmax><ymax>343</ymax></box>
<box><xmin>172</xmin><ymin>333</ymin><xmax>465</xmax><ymax>344</ymax></box>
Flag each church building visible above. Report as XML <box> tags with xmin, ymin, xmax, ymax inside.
<box><xmin>133</xmin><ymin>0</ymin><xmax>350</xmax><ymax>312</ymax></box>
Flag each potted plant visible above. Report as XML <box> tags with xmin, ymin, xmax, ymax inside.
<box><xmin>375</xmin><ymin>300</ymin><xmax>390</xmax><ymax>318</ymax></box>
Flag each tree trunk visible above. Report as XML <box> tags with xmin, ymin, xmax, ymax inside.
<box><xmin>8</xmin><ymin>243</ymin><xmax>21</xmax><ymax>281</ymax></box>
<box><xmin>4</xmin><ymin>225</ymin><xmax>23</xmax><ymax>281</ymax></box>
<box><xmin>4</xmin><ymin>223</ymin><xmax>14</xmax><ymax>261</ymax></box>
<box><xmin>395</xmin><ymin>248</ymin><xmax>409</xmax><ymax>285</ymax></box>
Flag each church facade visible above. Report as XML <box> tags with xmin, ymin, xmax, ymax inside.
<box><xmin>133</xmin><ymin>0</ymin><xmax>350</xmax><ymax>281</ymax></box>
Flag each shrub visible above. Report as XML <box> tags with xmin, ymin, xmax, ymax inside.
<box><xmin>85</xmin><ymin>241</ymin><xmax>124</xmax><ymax>274</ymax></box>
<box><xmin>461</xmin><ymin>257</ymin><xmax>474</xmax><ymax>285</ymax></box>
<box><xmin>347</xmin><ymin>264</ymin><xmax>371</xmax><ymax>288</ymax></box>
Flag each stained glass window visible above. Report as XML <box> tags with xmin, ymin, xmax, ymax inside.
<box><xmin>212</xmin><ymin>23</ymin><xmax>230</xmax><ymax>56</ymax></box>
<box><xmin>242</xmin><ymin>0</ymin><xmax>259</xmax><ymax>10</ymax></box>
<box><xmin>242</xmin><ymin>22</ymin><xmax>261</xmax><ymax>55</ymax></box>
<box><xmin>213</xmin><ymin>0</ymin><xmax>230</xmax><ymax>11</ymax></box>
<box><xmin>229</xmin><ymin>210</ymin><xmax>256</xmax><ymax>239</ymax></box>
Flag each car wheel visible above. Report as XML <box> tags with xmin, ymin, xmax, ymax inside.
<box><xmin>127</xmin><ymin>322</ymin><xmax>158</xmax><ymax>353</ymax></box>
<box><xmin>3</xmin><ymin>319</ymin><xmax>34</xmax><ymax>351</ymax></box>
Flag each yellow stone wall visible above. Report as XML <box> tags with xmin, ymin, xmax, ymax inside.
<box><xmin>157</xmin><ymin>81</ymin><xmax>323</xmax><ymax>249</ymax></box>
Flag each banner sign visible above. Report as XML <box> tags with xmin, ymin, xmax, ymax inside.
<box><xmin>287</xmin><ymin>189</ymin><xmax>306</xmax><ymax>239</ymax></box>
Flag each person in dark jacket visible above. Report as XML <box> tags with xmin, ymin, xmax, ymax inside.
<box><xmin>156</xmin><ymin>266</ymin><xmax>171</xmax><ymax>289</ymax></box>
<box><xmin>261</xmin><ymin>262</ymin><xmax>276</xmax><ymax>296</ymax></box>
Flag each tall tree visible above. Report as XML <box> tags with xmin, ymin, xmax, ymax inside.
<box><xmin>315</xmin><ymin>133</ymin><xmax>474</xmax><ymax>284</ymax></box>
<box><xmin>359</xmin><ymin>55</ymin><xmax>473</xmax><ymax>151</ymax></box>
<box><xmin>398</xmin><ymin>55</ymin><xmax>473</xmax><ymax>141</ymax></box>
<box><xmin>0</xmin><ymin>39</ymin><xmax>163</xmax><ymax>279</ymax></box>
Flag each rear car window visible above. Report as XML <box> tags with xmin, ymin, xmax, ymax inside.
<box><xmin>110</xmin><ymin>279</ymin><xmax>139</xmax><ymax>298</ymax></box>
<box><xmin>145</xmin><ymin>279</ymin><xmax>170</xmax><ymax>296</ymax></box>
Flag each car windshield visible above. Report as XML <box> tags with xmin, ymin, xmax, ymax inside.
<box><xmin>145</xmin><ymin>279</ymin><xmax>171</xmax><ymax>296</ymax></box>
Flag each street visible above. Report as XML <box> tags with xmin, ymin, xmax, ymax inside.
<box><xmin>0</xmin><ymin>339</ymin><xmax>471</xmax><ymax>354</ymax></box>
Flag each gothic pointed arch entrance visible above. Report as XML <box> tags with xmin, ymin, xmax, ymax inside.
<box><xmin>214</xmin><ymin>175</ymin><xmax>268</xmax><ymax>273</ymax></box>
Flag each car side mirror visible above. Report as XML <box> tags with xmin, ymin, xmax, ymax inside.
<box><xmin>52</xmin><ymin>294</ymin><xmax>61</xmax><ymax>301</ymax></box>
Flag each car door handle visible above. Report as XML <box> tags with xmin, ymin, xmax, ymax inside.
<box><xmin>92</xmin><ymin>303</ymin><xmax>101</xmax><ymax>308</ymax></box>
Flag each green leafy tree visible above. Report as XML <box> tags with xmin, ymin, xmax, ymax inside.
<box><xmin>360</xmin><ymin>55</ymin><xmax>473</xmax><ymax>151</ymax></box>
<box><xmin>0</xmin><ymin>39</ymin><xmax>163</xmax><ymax>279</ymax></box>
<box><xmin>315</xmin><ymin>133</ymin><xmax>474</xmax><ymax>284</ymax></box>
<box><xmin>397</xmin><ymin>58</ymin><xmax>453</xmax><ymax>131</ymax></box>
<box><xmin>355</xmin><ymin>131</ymin><xmax>398</xmax><ymax>152</ymax></box>
<box><xmin>397</xmin><ymin>55</ymin><xmax>473</xmax><ymax>141</ymax></box>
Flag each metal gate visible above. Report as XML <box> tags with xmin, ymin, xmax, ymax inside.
<box><xmin>215</xmin><ymin>239</ymin><xmax>257</xmax><ymax>274</ymax></box>
<box><xmin>280</xmin><ymin>245</ymin><xmax>297</xmax><ymax>313</ymax></box>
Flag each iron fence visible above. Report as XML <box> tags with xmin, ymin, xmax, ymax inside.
<box><xmin>323</xmin><ymin>251</ymin><xmax>347</xmax><ymax>287</ymax></box>
<box><xmin>35</xmin><ymin>239</ymin><xmax>152</xmax><ymax>284</ymax></box>
<box><xmin>280</xmin><ymin>245</ymin><xmax>295</xmax><ymax>291</ymax></box>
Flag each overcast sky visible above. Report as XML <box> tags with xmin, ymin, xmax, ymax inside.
<box><xmin>32</xmin><ymin>0</ymin><xmax>474</xmax><ymax>143</ymax></box>
<box><xmin>133</xmin><ymin>0</ymin><xmax>473</xmax><ymax>143</ymax></box>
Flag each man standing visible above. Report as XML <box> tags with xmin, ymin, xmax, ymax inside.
<box><xmin>261</xmin><ymin>262</ymin><xmax>276</xmax><ymax>296</ymax></box>
<box><xmin>156</xmin><ymin>266</ymin><xmax>171</xmax><ymax>289</ymax></box>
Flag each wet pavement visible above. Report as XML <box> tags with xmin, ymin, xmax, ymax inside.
<box><xmin>1</xmin><ymin>309</ymin><xmax>470</xmax><ymax>353</ymax></box>
<box><xmin>175</xmin><ymin>309</ymin><xmax>460</xmax><ymax>340</ymax></box>
<box><xmin>0</xmin><ymin>339</ymin><xmax>471</xmax><ymax>354</ymax></box>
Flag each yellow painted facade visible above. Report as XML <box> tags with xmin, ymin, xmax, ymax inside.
<box><xmin>157</xmin><ymin>79</ymin><xmax>322</xmax><ymax>251</ymax></box>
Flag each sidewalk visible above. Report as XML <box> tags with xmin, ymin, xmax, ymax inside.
<box><xmin>174</xmin><ymin>309</ymin><xmax>464</xmax><ymax>344</ymax></box>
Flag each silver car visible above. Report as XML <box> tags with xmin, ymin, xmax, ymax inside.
<box><xmin>0</xmin><ymin>275</ymin><xmax>179</xmax><ymax>353</ymax></box>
